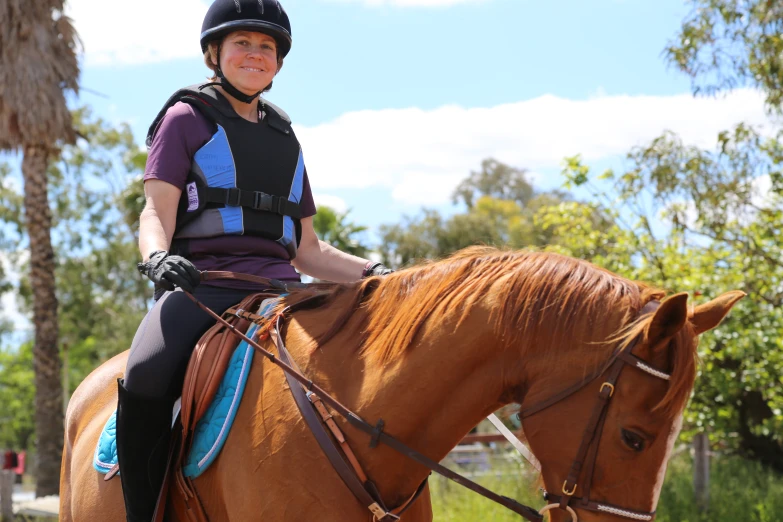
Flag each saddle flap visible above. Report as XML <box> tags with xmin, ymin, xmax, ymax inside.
<box><xmin>180</xmin><ymin>293</ymin><xmax>272</xmax><ymax>434</ymax></box>
<box><xmin>167</xmin><ymin>291</ymin><xmax>278</xmax><ymax>522</ymax></box>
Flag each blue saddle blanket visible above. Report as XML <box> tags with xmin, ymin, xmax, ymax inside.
<box><xmin>94</xmin><ymin>297</ymin><xmax>280</xmax><ymax>479</ymax></box>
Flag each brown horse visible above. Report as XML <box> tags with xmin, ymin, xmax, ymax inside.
<box><xmin>60</xmin><ymin>247</ymin><xmax>743</xmax><ymax>521</ymax></box>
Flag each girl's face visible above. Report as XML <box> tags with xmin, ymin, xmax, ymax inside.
<box><xmin>216</xmin><ymin>31</ymin><xmax>279</xmax><ymax>95</ymax></box>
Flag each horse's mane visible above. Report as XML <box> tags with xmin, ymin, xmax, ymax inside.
<box><xmin>281</xmin><ymin>246</ymin><xmax>697</xmax><ymax>415</ymax></box>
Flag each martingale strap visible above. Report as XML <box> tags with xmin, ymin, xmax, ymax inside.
<box><xmin>270</xmin><ymin>311</ymin><xmax>546</xmax><ymax>522</ymax></box>
<box><xmin>272</xmin><ymin>326</ymin><xmax>420</xmax><ymax>521</ymax></box>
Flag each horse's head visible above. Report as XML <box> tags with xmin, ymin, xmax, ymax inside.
<box><xmin>518</xmin><ymin>290</ymin><xmax>744</xmax><ymax>522</ymax></box>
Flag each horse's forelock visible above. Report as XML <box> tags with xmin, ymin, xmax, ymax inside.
<box><xmin>611</xmin><ymin>305</ymin><xmax>699</xmax><ymax>416</ymax></box>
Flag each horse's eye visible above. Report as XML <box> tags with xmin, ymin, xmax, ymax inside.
<box><xmin>621</xmin><ymin>429</ymin><xmax>646</xmax><ymax>452</ymax></box>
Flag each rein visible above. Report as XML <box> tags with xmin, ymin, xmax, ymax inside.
<box><xmin>184</xmin><ymin>272</ymin><xmax>672</xmax><ymax>522</ymax></box>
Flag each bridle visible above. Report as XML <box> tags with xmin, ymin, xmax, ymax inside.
<box><xmin>517</xmin><ymin>300</ymin><xmax>670</xmax><ymax>521</ymax></box>
<box><xmin>186</xmin><ymin>273</ymin><xmax>677</xmax><ymax>522</ymax></box>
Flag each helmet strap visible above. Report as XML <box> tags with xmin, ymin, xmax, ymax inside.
<box><xmin>216</xmin><ymin>70</ymin><xmax>261</xmax><ymax>104</ymax></box>
<box><xmin>213</xmin><ymin>42</ymin><xmax>262</xmax><ymax>104</ymax></box>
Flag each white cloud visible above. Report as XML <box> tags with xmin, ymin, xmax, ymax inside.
<box><xmin>752</xmin><ymin>174</ymin><xmax>773</xmax><ymax>206</ymax></box>
<box><xmin>65</xmin><ymin>0</ymin><xmax>487</xmax><ymax>66</ymax></box>
<box><xmin>65</xmin><ymin>0</ymin><xmax>208</xmax><ymax>66</ymax></box>
<box><xmin>295</xmin><ymin>89</ymin><xmax>773</xmax><ymax>205</ymax></box>
<box><xmin>313</xmin><ymin>193</ymin><xmax>348</xmax><ymax>212</ymax></box>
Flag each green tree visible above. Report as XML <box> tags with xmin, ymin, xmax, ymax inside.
<box><xmin>379</xmin><ymin>159</ymin><xmax>575</xmax><ymax>267</ymax></box>
<box><xmin>1</xmin><ymin>107</ymin><xmax>150</xmax><ymax>455</ymax></box>
<box><xmin>667</xmin><ymin>0</ymin><xmax>783</xmax><ymax>111</ymax></box>
<box><xmin>452</xmin><ymin>159</ymin><xmax>536</xmax><ymax>208</ymax></box>
<box><xmin>312</xmin><ymin>206</ymin><xmax>369</xmax><ymax>258</ymax></box>
<box><xmin>619</xmin><ymin>0</ymin><xmax>783</xmax><ymax>469</ymax></box>
<box><xmin>545</xmin><ymin>125</ymin><xmax>783</xmax><ymax>470</ymax></box>
<box><xmin>0</xmin><ymin>0</ymin><xmax>81</xmax><ymax>494</ymax></box>
<box><xmin>0</xmin><ymin>342</ymin><xmax>35</xmax><ymax>451</ymax></box>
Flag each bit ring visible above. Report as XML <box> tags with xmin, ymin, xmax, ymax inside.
<box><xmin>539</xmin><ymin>504</ymin><xmax>578</xmax><ymax>522</ymax></box>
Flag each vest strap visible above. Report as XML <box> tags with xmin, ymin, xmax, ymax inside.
<box><xmin>201</xmin><ymin>187</ymin><xmax>302</xmax><ymax>219</ymax></box>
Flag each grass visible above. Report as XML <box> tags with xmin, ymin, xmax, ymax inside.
<box><xmin>431</xmin><ymin>450</ymin><xmax>783</xmax><ymax>521</ymax></box>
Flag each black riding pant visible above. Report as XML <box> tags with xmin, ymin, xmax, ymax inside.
<box><xmin>124</xmin><ymin>286</ymin><xmax>255</xmax><ymax>398</ymax></box>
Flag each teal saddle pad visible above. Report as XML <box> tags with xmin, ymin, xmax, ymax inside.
<box><xmin>94</xmin><ymin>297</ymin><xmax>281</xmax><ymax>478</ymax></box>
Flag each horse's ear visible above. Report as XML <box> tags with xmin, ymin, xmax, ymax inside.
<box><xmin>689</xmin><ymin>290</ymin><xmax>745</xmax><ymax>335</ymax></box>
<box><xmin>360</xmin><ymin>277</ymin><xmax>382</xmax><ymax>300</ymax></box>
<box><xmin>646</xmin><ymin>292</ymin><xmax>689</xmax><ymax>345</ymax></box>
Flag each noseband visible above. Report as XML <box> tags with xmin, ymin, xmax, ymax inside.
<box><xmin>519</xmin><ymin>301</ymin><xmax>671</xmax><ymax>521</ymax></box>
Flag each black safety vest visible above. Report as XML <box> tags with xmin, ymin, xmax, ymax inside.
<box><xmin>146</xmin><ymin>83</ymin><xmax>304</xmax><ymax>259</ymax></box>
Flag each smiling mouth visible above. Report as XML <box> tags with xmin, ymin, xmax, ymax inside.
<box><xmin>242</xmin><ymin>67</ymin><xmax>265</xmax><ymax>72</ymax></box>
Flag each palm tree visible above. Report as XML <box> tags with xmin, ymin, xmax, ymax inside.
<box><xmin>0</xmin><ymin>0</ymin><xmax>80</xmax><ymax>496</ymax></box>
<box><xmin>313</xmin><ymin>206</ymin><xmax>369</xmax><ymax>258</ymax></box>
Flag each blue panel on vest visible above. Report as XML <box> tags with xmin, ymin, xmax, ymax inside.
<box><xmin>219</xmin><ymin>206</ymin><xmax>243</xmax><ymax>235</ymax></box>
<box><xmin>194</xmin><ymin>125</ymin><xmax>236</xmax><ymax>188</ymax></box>
<box><xmin>280</xmin><ymin>149</ymin><xmax>306</xmax><ymax>246</ymax></box>
<box><xmin>289</xmin><ymin>149</ymin><xmax>305</xmax><ymax>203</ymax></box>
<box><xmin>281</xmin><ymin>216</ymin><xmax>294</xmax><ymax>246</ymax></box>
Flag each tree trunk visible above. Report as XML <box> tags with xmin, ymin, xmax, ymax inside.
<box><xmin>693</xmin><ymin>433</ymin><xmax>709</xmax><ymax>512</ymax></box>
<box><xmin>22</xmin><ymin>145</ymin><xmax>62</xmax><ymax>497</ymax></box>
<box><xmin>0</xmin><ymin>470</ymin><xmax>13</xmax><ymax>521</ymax></box>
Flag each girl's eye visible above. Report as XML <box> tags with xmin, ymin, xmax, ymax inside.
<box><xmin>621</xmin><ymin>429</ymin><xmax>646</xmax><ymax>452</ymax></box>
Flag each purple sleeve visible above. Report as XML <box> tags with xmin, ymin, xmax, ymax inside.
<box><xmin>144</xmin><ymin>102</ymin><xmax>212</xmax><ymax>189</ymax></box>
<box><xmin>300</xmin><ymin>168</ymin><xmax>317</xmax><ymax>218</ymax></box>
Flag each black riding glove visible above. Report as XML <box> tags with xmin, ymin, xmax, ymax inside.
<box><xmin>137</xmin><ymin>250</ymin><xmax>201</xmax><ymax>292</ymax></box>
<box><xmin>363</xmin><ymin>262</ymin><xmax>394</xmax><ymax>278</ymax></box>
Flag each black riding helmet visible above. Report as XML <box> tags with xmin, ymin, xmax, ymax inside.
<box><xmin>200</xmin><ymin>0</ymin><xmax>292</xmax><ymax>103</ymax></box>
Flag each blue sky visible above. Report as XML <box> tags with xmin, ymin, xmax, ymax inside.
<box><xmin>68</xmin><ymin>0</ymin><xmax>768</xmax><ymax>227</ymax></box>
<box><xmin>81</xmin><ymin>0</ymin><xmax>692</xmax><ymax>123</ymax></box>
<box><xmin>1</xmin><ymin>0</ymin><xmax>773</xmax><ymax>334</ymax></box>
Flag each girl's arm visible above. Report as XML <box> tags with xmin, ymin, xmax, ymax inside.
<box><xmin>290</xmin><ymin>216</ymin><xmax>369</xmax><ymax>283</ymax></box>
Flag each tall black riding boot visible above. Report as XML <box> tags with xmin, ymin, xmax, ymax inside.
<box><xmin>116</xmin><ymin>378</ymin><xmax>175</xmax><ymax>522</ymax></box>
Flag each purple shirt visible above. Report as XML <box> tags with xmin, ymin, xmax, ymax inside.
<box><xmin>144</xmin><ymin>101</ymin><xmax>317</xmax><ymax>288</ymax></box>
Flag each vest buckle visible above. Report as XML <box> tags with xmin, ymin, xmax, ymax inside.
<box><xmin>225</xmin><ymin>188</ymin><xmax>241</xmax><ymax>207</ymax></box>
<box><xmin>254</xmin><ymin>191</ymin><xmax>274</xmax><ymax>212</ymax></box>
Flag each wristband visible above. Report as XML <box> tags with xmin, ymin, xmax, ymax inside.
<box><xmin>362</xmin><ymin>260</ymin><xmax>375</xmax><ymax>278</ymax></box>
<box><xmin>362</xmin><ymin>261</ymin><xmax>384</xmax><ymax>278</ymax></box>
<box><xmin>137</xmin><ymin>250</ymin><xmax>167</xmax><ymax>275</ymax></box>
<box><xmin>146</xmin><ymin>250</ymin><xmax>167</xmax><ymax>261</ymax></box>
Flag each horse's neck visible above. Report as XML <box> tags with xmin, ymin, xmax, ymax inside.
<box><xmin>284</xmin><ymin>292</ymin><xmax>518</xmax><ymax>505</ymax></box>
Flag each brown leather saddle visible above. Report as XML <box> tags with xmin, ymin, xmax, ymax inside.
<box><xmin>164</xmin><ymin>291</ymin><xmax>279</xmax><ymax>522</ymax></box>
